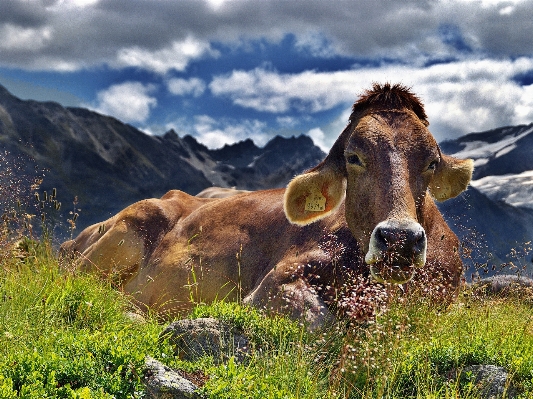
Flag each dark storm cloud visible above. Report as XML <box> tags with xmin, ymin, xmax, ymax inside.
<box><xmin>1</xmin><ymin>0</ymin><xmax>532</xmax><ymax>71</ymax></box>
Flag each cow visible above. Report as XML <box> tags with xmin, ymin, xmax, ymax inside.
<box><xmin>60</xmin><ymin>83</ymin><xmax>473</xmax><ymax>329</ymax></box>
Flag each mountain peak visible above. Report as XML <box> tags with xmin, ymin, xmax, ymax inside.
<box><xmin>442</xmin><ymin>123</ymin><xmax>533</xmax><ymax>179</ymax></box>
<box><xmin>163</xmin><ymin>129</ymin><xmax>179</xmax><ymax>140</ymax></box>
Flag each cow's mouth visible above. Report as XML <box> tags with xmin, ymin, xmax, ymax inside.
<box><xmin>364</xmin><ymin>220</ymin><xmax>427</xmax><ymax>284</ymax></box>
<box><xmin>369</xmin><ymin>261</ymin><xmax>415</xmax><ymax>284</ymax></box>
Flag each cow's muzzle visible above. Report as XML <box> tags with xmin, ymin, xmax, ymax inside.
<box><xmin>365</xmin><ymin>220</ymin><xmax>427</xmax><ymax>284</ymax></box>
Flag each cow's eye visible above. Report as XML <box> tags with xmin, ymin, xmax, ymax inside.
<box><xmin>427</xmin><ymin>160</ymin><xmax>439</xmax><ymax>171</ymax></box>
<box><xmin>346</xmin><ymin>153</ymin><xmax>363</xmax><ymax>166</ymax></box>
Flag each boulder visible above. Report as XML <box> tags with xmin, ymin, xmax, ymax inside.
<box><xmin>143</xmin><ymin>357</ymin><xmax>200</xmax><ymax>399</ymax></box>
<box><xmin>458</xmin><ymin>365</ymin><xmax>518</xmax><ymax>399</ymax></box>
<box><xmin>161</xmin><ymin>317</ymin><xmax>250</xmax><ymax>364</ymax></box>
<box><xmin>472</xmin><ymin>275</ymin><xmax>533</xmax><ymax>297</ymax></box>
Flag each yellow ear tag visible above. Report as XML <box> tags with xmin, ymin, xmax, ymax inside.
<box><xmin>305</xmin><ymin>191</ymin><xmax>326</xmax><ymax>212</ymax></box>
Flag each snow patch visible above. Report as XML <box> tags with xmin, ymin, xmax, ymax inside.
<box><xmin>452</xmin><ymin>127</ymin><xmax>533</xmax><ymax>160</ymax></box>
<box><xmin>495</xmin><ymin>143</ymin><xmax>516</xmax><ymax>158</ymax></box>
<box><xmin>471</xmin><ymin>170</ymin><xmax>533</xmax><ymax>209</ymax></box>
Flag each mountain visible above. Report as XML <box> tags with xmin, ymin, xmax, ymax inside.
<box><xmin>1</xmin><ymin>84</ymin><xmax>531</xmax><ymax>279</ymax></box>
<box><xmin>440</xmin><ymin>123</ymin><xmax>533</xmax><ymax>209</ymax></box>
<box><xmin>0</xmin><ymin>84</ymin><xmax>324</xmax><ymax>234</ymax></box>
<box><xmin>438</xmin><ymin>124</ymin><xmax>533</xmax><ymax>278</ymax></box>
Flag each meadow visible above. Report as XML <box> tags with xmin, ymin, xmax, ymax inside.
<box><xmin>1</xmin><ymin>186</ymin><xmax>532</xmax><ymax>398</ymax></box>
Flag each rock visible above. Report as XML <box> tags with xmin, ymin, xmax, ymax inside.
<box><xmin>472</xmin><ymin>275</ymin><xmax>533</xmax><ymax>297</ymax></box>
<box><xmin>161</xmin><ymin>317</ymin><xmax>250</xmax><ymax>364</ymax></box>
<box><xmin>459</xmin><ymin>365</ymin><xmax>518</xmax><ymax>399</ymax></box>
<box><xmin>143</xmin><ymin>357</ymin><xmax>201</xmax><ymax>399</ymax></box>
<box><xmin>124</xmin><ymin>311</ymin><xmax>146</xmax><ymax>323</ymax></box>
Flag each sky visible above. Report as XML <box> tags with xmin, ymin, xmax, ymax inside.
<box><xmin>1</xmin><ymin>0</ymin><xmax>533</xmax><ymax>152</ymax></box>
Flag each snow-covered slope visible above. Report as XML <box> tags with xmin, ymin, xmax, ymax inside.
<box><xmin>470</xmin><ymin>171</ymin><xmax>533</xmax><ymax>209</ymax></box>
<box><xmin>440</xmin><ymin>123</ymin><xmax>533</xmax><ymax>209</ymax></box>
<box><xmin>438</xmin><ymin>123</ymin><xmax>533</xmax><ymax>279</ymax></box>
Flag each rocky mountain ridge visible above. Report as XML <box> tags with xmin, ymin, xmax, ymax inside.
<box><xmin>440</xmin><ymin>123</ymin><xmax>533</xmax><ymax>209</ymax></box>
<box><xmin>0</xmin><ymin>84</ymin><xmax>324</xmax><ymax>233</ymax></box>
<box><xmin>438</xmin><ymin>124</ymin><xmax>533</xmax><ymax>277</ymax></box>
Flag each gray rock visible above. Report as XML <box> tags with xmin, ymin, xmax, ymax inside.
<box><xmin>460</xmin><ymin>365</ymin><xmax>518</xmax><ymax>399</ymax></box>
<box><xmin>472</xmin><ymin>275</ymin><xmax>533</xmax><ymax>296</ymax></box>
<box><xmin>162</xmin><ymin>317</ymin><xmax>250</xmax><ymax>364</ymax></box>
<box><xmin>143</xmin><ymin>357</ymin><xmax>200</xmax><ymax>399</ymax></box>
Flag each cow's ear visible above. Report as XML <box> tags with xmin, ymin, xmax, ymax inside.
<box><xmin>284</xmin><ymin>167</ymin><xmax>346</xmax><ymax>226</ymax></box>
<box><xmin>429</xmin><ymin>155</ymin><xmax>474</xmax><ymax>201</ymax></box>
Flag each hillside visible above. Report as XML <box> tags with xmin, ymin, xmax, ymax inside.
<box><xmin>0</xmin><ymin>84</ymin><xmax>324</xmax><ymax>232</ymax></box>
<box><xmin>439</xmin><ymin>124</ymin><xmax>533</xmax><ymax>277</ymax></box>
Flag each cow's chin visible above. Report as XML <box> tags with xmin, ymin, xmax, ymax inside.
<box><xmin>369</xmin><ymin>262</ymin><xmax>415</xmax><ymax>284</ymax></box>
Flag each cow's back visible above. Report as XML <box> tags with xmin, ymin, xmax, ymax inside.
<box><xmin>60</xmin><ymin>190</ymin><xmax>213</xmax><ymax>280</ymax></box>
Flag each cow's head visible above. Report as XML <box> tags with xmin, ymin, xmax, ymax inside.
<box><xmin>284</xmin><ymin>83</ymin><xmax>473</xmax><ymax>284</ymax></box>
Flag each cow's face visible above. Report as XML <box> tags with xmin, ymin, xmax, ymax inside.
<box><xmin>284</xmin><ymin>87</ymin><xmax>473</xmax><ymax>284</ymax></box>
<box><xmin>344</xmin><ymin>110</ymin><xmax>443</xmax><ymax>283</ymax></box>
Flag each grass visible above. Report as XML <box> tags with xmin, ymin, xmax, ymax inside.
<box><xmin>1</xmin><ymin>186</ymin><xmax>532</xmax><ymax>397</ymax></box>
<box><xmin>1</xmin><ymin>236</ymin><xmax>533</xmax><ymax>398</ymax></box>
<box><xmin>0</xmin><ymin>237</ymin><xmax>171</xmax><ymax>398</ymax></box>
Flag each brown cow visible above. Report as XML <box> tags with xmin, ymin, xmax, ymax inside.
<box><xmin>61</xmin><ymin>83</ymin><xmax>473</xmax><ymax>328</ymax></box>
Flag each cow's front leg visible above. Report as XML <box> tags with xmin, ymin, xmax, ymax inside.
<box><xmin>243</xmin><ymin>266</ymin><xmax>334</xmax><ymax>330</ymax></box>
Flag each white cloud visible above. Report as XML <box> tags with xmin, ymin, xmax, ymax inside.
<box><xmin>276</xmin><ymin>116</ymin><xmax>300</xmax><ymax>128</ymax></box>
<box><xmin>0</xmin><ymin>24</ymin><xmax>52</xmax><ymax>51</ymax></box>
<box><xmin>50</xmin><ymin>0</ymin><xmax>100</xmax><ymax>8</ymax></box>
<box><xmin>210</xmin><ymin>68</ymin><xmax>359</xmax><ymax>113</ymax></box>
<box><xmin>114</xmin><ymin>37</ymin><xmax>215</xmax><ymax>74</ymax></box>
<box><xmin>306</xmin><ymin>128</ymin><xmax>327</xmax><ymax>152</ymax></box>
<box><xmin>90</xmin><ymin>82</ymin><xmax>157</xmax><ymax>123</ymax></box>
<box><xmin>167</xmin><ymin>77</ymin><xmax>206</xmax><ymax>97</ymax></box>
<box><xmin>1</xmin><ymin>0</ymin><xmax>533</xmax><ymax>72</ymax></box>
<box><xmin>209</xmin><ymin>57</ymin><xmax>533</xmax><ymax>142</ymax></box>
<box><xmin>294</xmin><ymin>32</ymin><xmax>340</xmax><ymax>58</ymax></box>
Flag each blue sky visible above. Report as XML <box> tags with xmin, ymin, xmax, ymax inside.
<box><xmin>1</xmin><ymin>0</ymin><xmax>533</xmax><ymax>151</ymax></box>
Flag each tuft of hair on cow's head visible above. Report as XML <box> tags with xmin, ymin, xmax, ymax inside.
<box><xmin>284</xmin><ymin>83</ymin><xmax>474</xmax><ymax>284</ymax></box>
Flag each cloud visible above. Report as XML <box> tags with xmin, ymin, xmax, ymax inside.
<box><xmin>210</xmin><ymin>57</ymin><xmax>533</xmax><ymax>142</ymax></box>
<box><xmin>306</xmin><ymin>128</ymin><xmax>327</xmax><ymax>152</ymax></box>
<box><xmin>1</xmin><ymin>1</ymin><xmax>532</xmax><ymax>72</ymax></box>
<box><xmin>0</xmin><ymin>24</ymin><xmax>52</xmax><ymax>51</ymax></box>
<box><xmin>114</xmin><ymin>37</ymin><xmax>216</xmax><ymax>74</ymax></box>
<box><xmin>167</xmin><ymin>77</ymin><xmax>206</xmax><ymax>97</ymax></box>
<box><xmin>90</xmin><ymin>82</ymin><xmax>157</xmax><ymax>123</ymax></box>
<box><xmin>294</xmin><ymin>32</ymin><xmax>339</xmax><ymax>58</ymax></box>
<box><xmin>166</xmin><ymin>115</ymin><xmax>270</xmax><ymax>149</ymax></box>
<box><xmin>209</xmin><ymin>68</ymin><xmax>359</xmax><ymax>113</ymax></box>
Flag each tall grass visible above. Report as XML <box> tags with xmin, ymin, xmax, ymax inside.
<box><xmin>187</xmin><ymin>291</ymin><xmax>533</xmax><ymax>399</ymax></box>
<box><xmin>0</xmin><ymin>237</ymin><xmax>173</xmax><ymax>398</ymax></box>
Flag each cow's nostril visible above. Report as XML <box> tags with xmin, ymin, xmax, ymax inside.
<box><xmin>370</xmin><ymin>221</ymin><xmax>427</xmax><ymax>260</ymax></box>
<box><xmin>412</xmin><ymin>229</ymin><xmax>426</xmax><ymax>253</ymax></box>
<box><xmin>375</xmin><ymin>227</ymin><xmax>391</xmax><ymax>249</ymax></box>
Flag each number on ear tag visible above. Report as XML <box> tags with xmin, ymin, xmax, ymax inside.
<box><xmin>305</xmin><ymin>191</ymin><xmax>326</xmax><ymax>212</ymax></box>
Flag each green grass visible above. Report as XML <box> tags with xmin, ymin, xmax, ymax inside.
<box><xmin>0</xmin><ymin>237</ymin><xmax>172</xmax><ymax>398</ymax></box>
<box><xmin>1</xmin><ymin>234</ymin><xmax>533</xmax><ymax>398</ymax></box>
